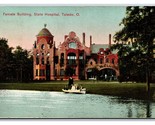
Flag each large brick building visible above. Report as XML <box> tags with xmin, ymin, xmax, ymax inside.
<box><xmin>33</xmin><ymin>25</ymin><xmax>119</xmax><ymax>80</ymax></box>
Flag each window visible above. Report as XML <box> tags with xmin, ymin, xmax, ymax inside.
<box><xmin>60</xmin><ymin>53</ymin><xmax>64</xmax><ymax>66</ymax></box>
<box><xmin>79</xmin><ymin>56</ymin><xmax>83</xmax><ymax>59</ymax></box>
<box><xmin>41</xmin><ymin>58</ymin><xmax>44</xmax><ymax>65</ymax></box>
<box><xmin>47</xmin><ymin>52</ymin><xmax>50</xmax><ymax>56</ymax></box>
<box><xmin>47</xmin><ymin>57</ymin><xmax>50</xmax><ymax>65</ymax></box>
<box><xmin>41</xmin><ymin>44</ymin><xmax>45</xmax><ymax>50</ymax></box>
<box><xmin>79</xmin><ymin>53</ymin><xmax>84</xmax><ymax>67</ymax></box>
<box><xmin>68</xmin><ymin>42</ymin><xmax>77</xmax><ymax>49</ymax></box>
<box><xmin>55</xmin><ymin>69</ymin><xmax>57</xmax><ymax>76</ymax></box>
<box><xmin>36</xmin><ymin>69</ymin><xmax>38</xmax><ymax>76</ymax></box>
<box><xmin>100</xmin><ymin>58</ymin><xmax>103</xmax><ymax>64</ymax></box>
<box><xmin>112</xmin><ymin>59</ymin><xmax>115</xmax><ymax>64</ymax></box>
<box><xmin>36</xmin><ymin>57</ymin><xmax>39</xmax><ymax>65</ymax></box>
<box><xmin>67</xmin><ymin>53</ymin><xmax>76</xmax><ymax>65</ymax></box>
<box><xmin>39</xmin><ymin>69</ymin><xmax>41</xmax><ymax>76</ymax></box>
<box><xmin>106</xmin><ymin>58</ymin><xmax>109</xmax><ymax>63</ymax></box>
<box><xmin>39</xmin><ymin>69</ymin><xmax>45</xmax><ymax>76</ymax></box>
<box><xmin>90</xmin><ymin>61</ymin><xmax>92</xmax><ymax>65</ymax></box>
<box><xmin>42</xmin><ymin>69</ymin><xmax>45</xmax><ymax>76</ymax></box>
<box><xmin>60</xmin><ymin>69</ymin><xmax>65</xmax><ymax>76</ymax></box>
<box><xmin>54</xmin><ymin>56</ymin><xmax>58</xmax><ymax>64</ymax></box>
<box><xmin>36</xmin><ymin>53</ymin><xmax>39</xmax><ymax>56</ymax></box>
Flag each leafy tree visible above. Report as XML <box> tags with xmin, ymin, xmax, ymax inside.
<box><xmin>0</xmin><ymin>38</ymin><xmax>13</xmax><ymax>82</ymax></box>
<box><xmin>111</xmin><ymin>7</ymin><xmax>155</xmax><ymax>82</ymax></box>
<box><xmin>0</xmin><ymin>38</ymin><xmax>33</xmax><ymax>83</ymax></box>
<box><xmin>13</xmin><ymin>46</ymin><xmax>33</xmax><ymax>82</ymax></box>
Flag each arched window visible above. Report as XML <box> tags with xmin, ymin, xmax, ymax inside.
<box><xmin>68</xmin><ymin>42</ymin><xmax>77</xmax><ymax>49</ymax></box>
<box><xmin>106</xmin><ymin>58</ymin><xmax>109</xmax><ymax>63</ymax></box>
<box><xmin>67</xmin><ymin>53</ymin><xmax>76</xmax><ymax>65</ymax></box>
<box><xmin>90</xmin><ymin>61</ymin><xmax>92</xmax><ymax>65</ymax></box>
<box><xmin>41</xmin><ymin>57</ymin><xmax>44</xmax><ymax>65</ymax></box>
<box><xmin>41</xmin><ymin>44</ymin><xmax>45</xmax><ymax>50</ymax></box>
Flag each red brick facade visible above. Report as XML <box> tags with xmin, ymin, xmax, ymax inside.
<box><xmin>33</xmin><ymin>26</ymin><xmax>119</xmax><ymax>80</ymax></box>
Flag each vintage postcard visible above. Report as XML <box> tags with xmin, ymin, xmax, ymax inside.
<box><xmin>0</xmin><ymin>6</ymin><xmax>155</xmax><ymax>118</ymax></box>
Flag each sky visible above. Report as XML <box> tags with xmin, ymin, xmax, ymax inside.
<box><xmin>0</xmin><ymin>6</ymin><xmax>126</xmax><ymax>50</ymax></box>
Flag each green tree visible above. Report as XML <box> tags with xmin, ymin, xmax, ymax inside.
<box><xmin>13</xmin><ymin>46</ymin><xmax>33</xmax><ymax>82</ymax></box>
<box><xmin>0</xmin><ymin>38</ymin><xmax>13</xmax><ymax>82</ymax></box>
<box><xmin>0</xmin><ymin>38</ymin><xmax>33</xmax><ymax>83</ymax></box>
<box><xmin>111</xmin><ymin>7</ymin><xmax>155</xmax><ymax>83</ymax></box>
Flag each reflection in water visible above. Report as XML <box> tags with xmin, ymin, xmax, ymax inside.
<box><xmin>0</xmin><ymin>90</ymin><xmax>155</xmax><ymax>118</ymax></box>
<box><xmin>127</xmin><ymin>103</ymin><xmax>132</xmax><ymax>118</ymax></box>
<box><xmin>146</xmin><ymin>101</ymin><xmax>151</xmax><ymax>118</ymax></box>
<box><xmin>107</xmin><ymin>97</ymin><xmax>154</xmax><ymax>118</ymax></box>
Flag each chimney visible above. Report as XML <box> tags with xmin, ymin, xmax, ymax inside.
<box><xmin>90</xmin><ymin>35</ymin><xmax>92</xmax><ymax>47</ymax></box>
<box><xmin>109</xmin><ymin>34</ymin><xmax>111</xmax><ymax>48</ymax></box>
<box><xmin>82</xmin><ymin>33</ymin><xmax>85</xmax><ymax>45</ymax></box>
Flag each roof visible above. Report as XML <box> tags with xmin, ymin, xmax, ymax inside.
<box><xmin>91</xmin><ymin>44</ymin><xmax>109</xmax><ymax>53</ymax></box>
<box><xmin>37</xmin><ymin>28</ymin><xmax>53</xmax><ymax>37</ymax></box>
<box><xmin>91</xmin><ymin>44</ymin><xmax>118</xmax><ymax>54</ymax></box>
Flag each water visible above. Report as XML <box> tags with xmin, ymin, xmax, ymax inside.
<box><xmin>0</xmin><ymin>90</ymin><xmax>155</xmax><ymax>118</ymax></box>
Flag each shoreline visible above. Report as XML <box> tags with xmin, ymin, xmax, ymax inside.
<box><xmin>0</xmin><ymin>81</ymin><xmax>155</xmax><ymax>101</ymax></box>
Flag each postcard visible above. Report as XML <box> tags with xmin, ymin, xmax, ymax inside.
<box><xmin>0</xmin><ymin>6</ymin><xmax>155</xmax><ymax>119</ymax></box>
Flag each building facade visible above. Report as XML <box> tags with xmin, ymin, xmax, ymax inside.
<box><xmin>33</xmin><ymin>25</ymin><xmax>119</xmax><ymax>80</ymax></box>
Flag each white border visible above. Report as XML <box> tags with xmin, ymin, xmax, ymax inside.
<box><xmin>0</xmin><ymin>0</ymin><xmax>155</xmax><ymax>125</ymax></box>
<box><xmin>0</xmin><ymin>0</ymin><xmax>155</xmax><ymax>5</ymax></box>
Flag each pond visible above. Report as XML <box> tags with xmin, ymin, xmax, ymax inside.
<box><xmin>0</xmin><ymin>90</ymin><xmax>155</xmax><ymax>118</ymax></box>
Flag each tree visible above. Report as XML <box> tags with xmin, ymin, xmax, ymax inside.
<box><xmin>13</xmin><ymin>46</ymin><xmax>33</xmax><ymax>82</ymax></box>
<box><xmin>0</xmin><ymin>38</ymin><xmax>33</xmax><ymax>83</ymax></box>
<box><xmin>0</xmin><ymin>38</ymin><xmax>13</xmax><ymax>82</ymax></box>
<box><xmin>111</xmin><ymin>6</ymin><xmax>155</xmax><ymax>96</ymax></box>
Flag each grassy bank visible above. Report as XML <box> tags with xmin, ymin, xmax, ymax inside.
<box><xmin>0</xmin><ymin>81</ymin><xmax>155</xmax><ymax>101</ymax></box>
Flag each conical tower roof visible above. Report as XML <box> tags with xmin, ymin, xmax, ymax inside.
<box><xmin>37</xmin><ymin>24</ymin><xmax>53</xmax><ymax>37</ymax></box>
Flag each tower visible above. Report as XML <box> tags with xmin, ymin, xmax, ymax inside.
<box><xmin>33</xmin><ymin>24</ymin><xmax>55</xmax><ymax>80</ymax></box>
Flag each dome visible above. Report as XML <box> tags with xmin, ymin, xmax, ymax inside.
<box><xmin>37</xmin><ymin>27</ymin><xmax>53</xmax><ymax>37</ymax></box>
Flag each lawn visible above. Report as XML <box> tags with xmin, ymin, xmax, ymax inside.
<box><xmin>0</xmin><ymin>80</ymin><xmax>155</xmax><ymax>101</ymax></box>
